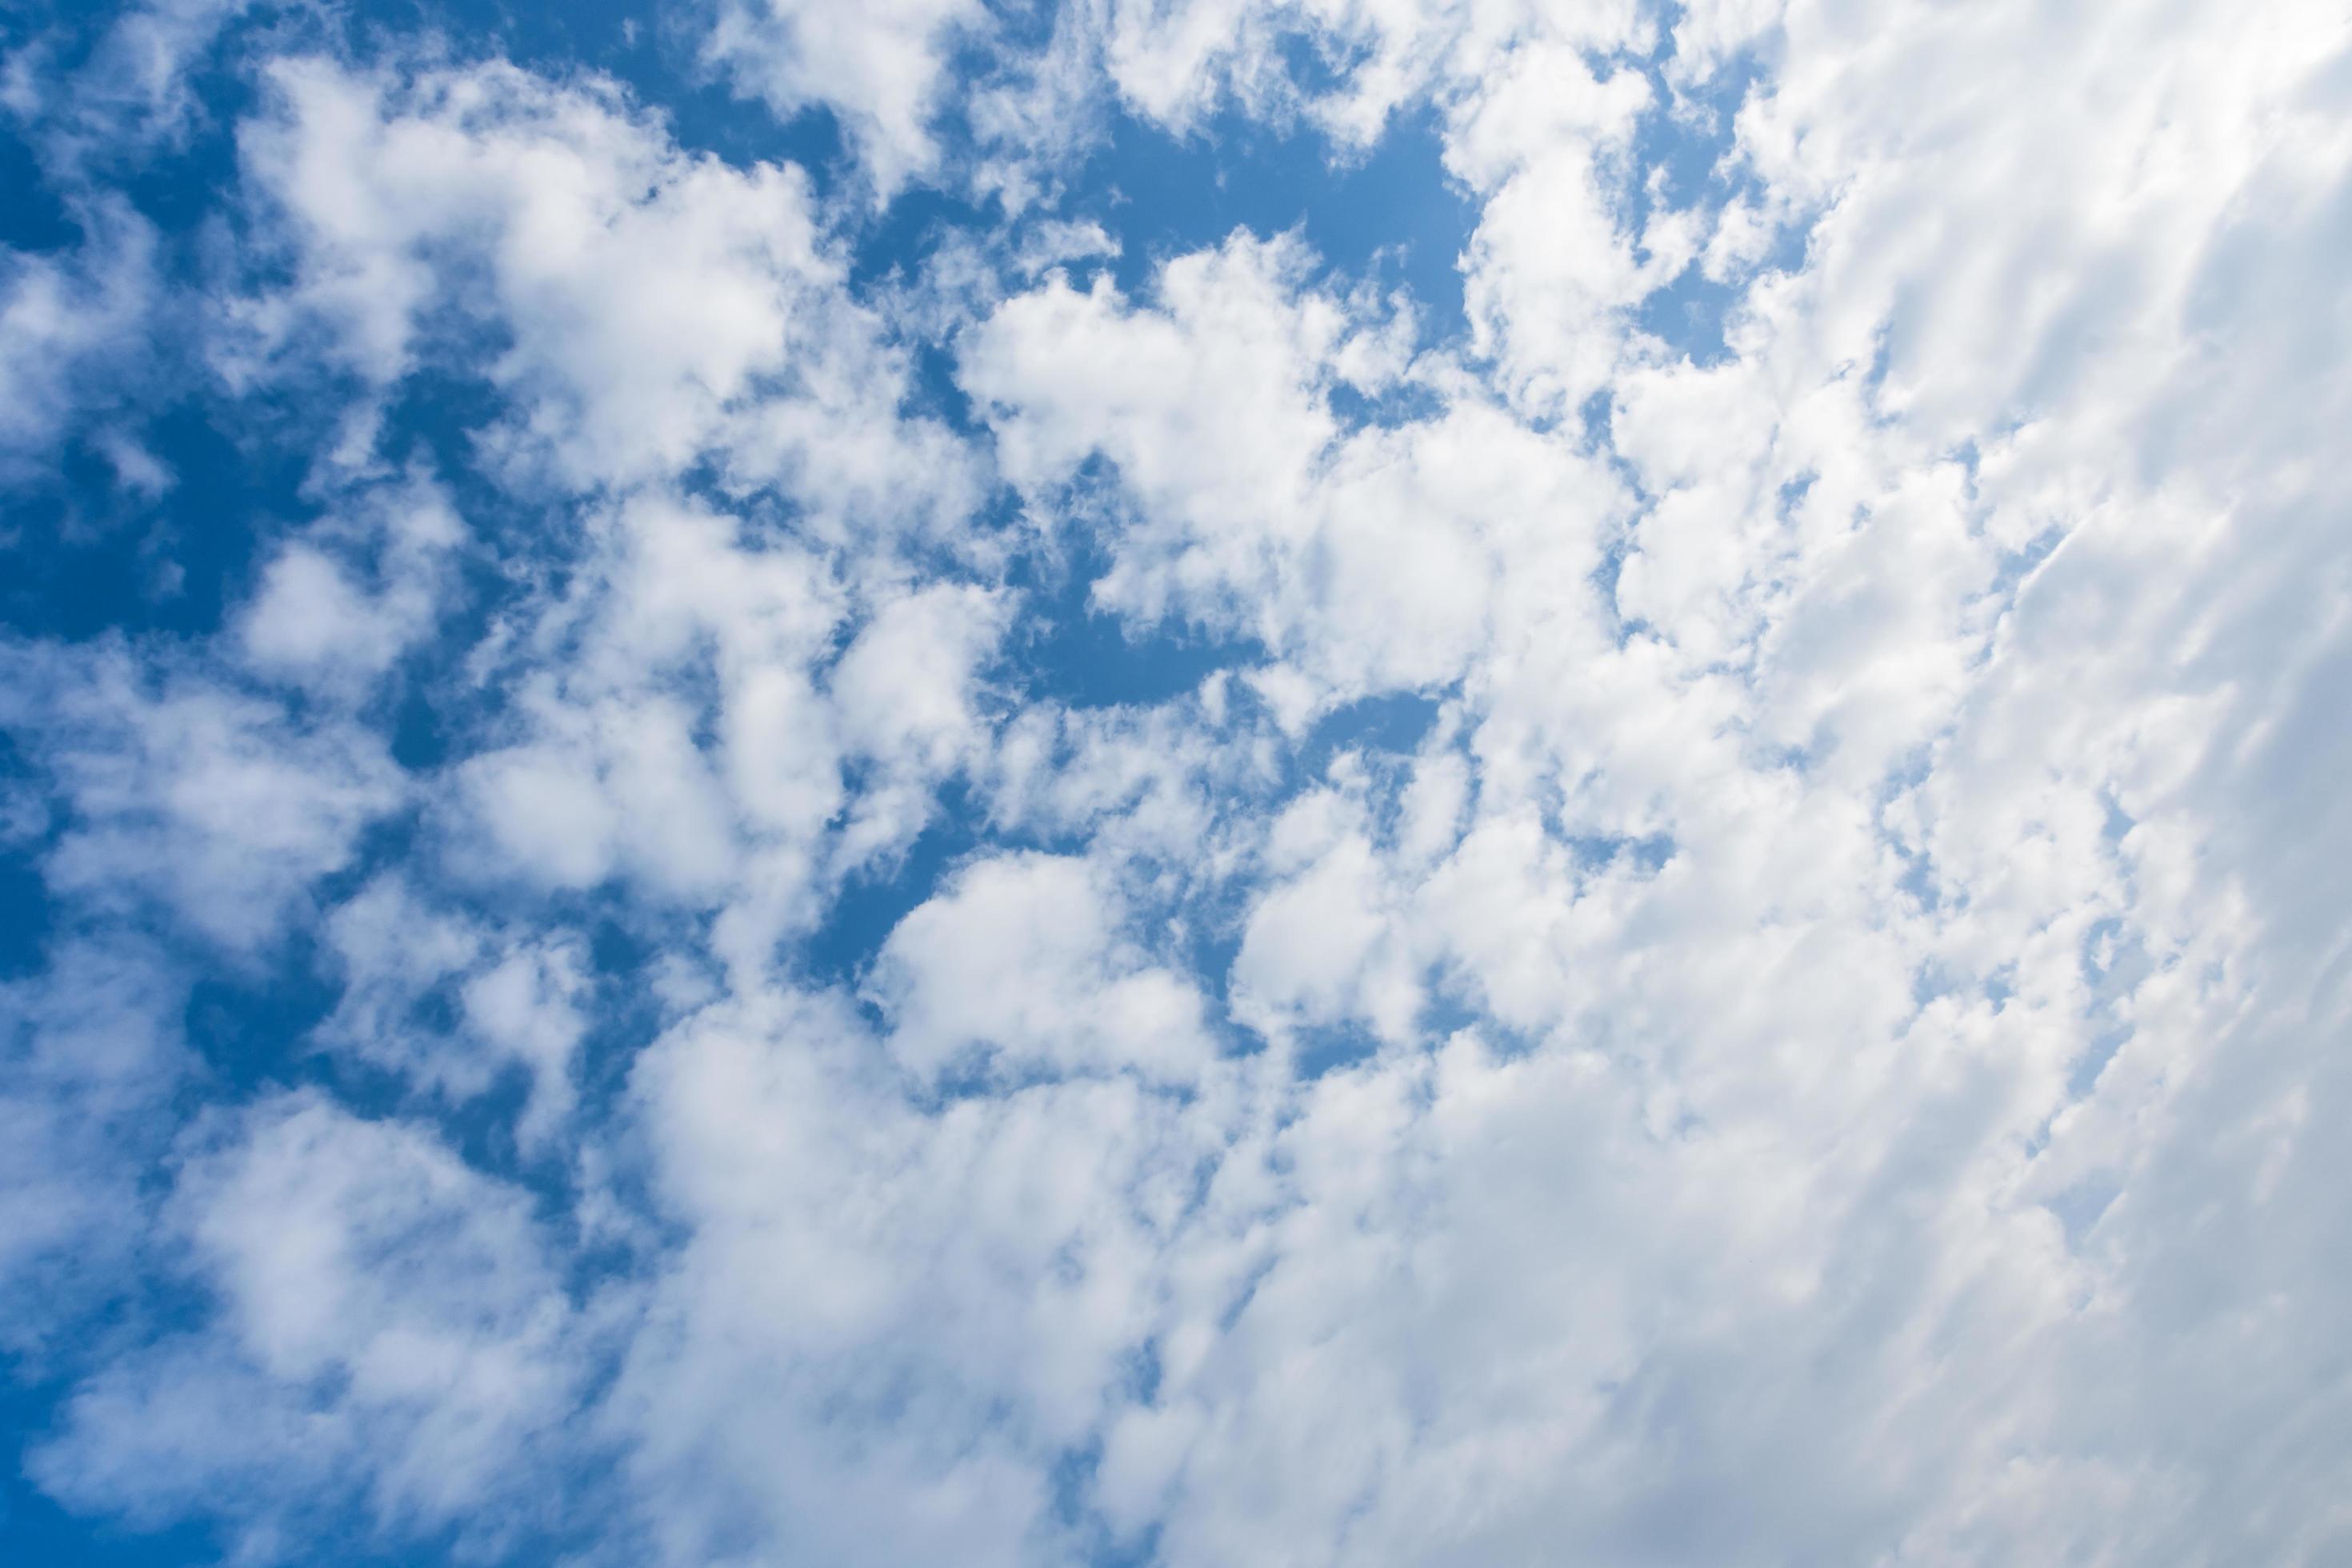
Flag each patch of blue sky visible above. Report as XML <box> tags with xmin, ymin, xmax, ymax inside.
<box><xmin>2045</xmin><ymin>1174</ymin><xmax>2122</xmax><ymax>1247</ymax></box>
<box><xmin>1297</xmin><ymin>688</ymin><xmax>1444</xmax><ymax>777</ymax></box>
<box><xmin>0</xmin><ymin>727</ymin><xmax>52</xmax><ymax>978</ymax></box>
<box><xmin>1002</xmin><ymin>539</ymin><xmax>1264</xmax><ymax>712</ymax></box>
<box><xmin>1621</xmin><ymin>48</ymin><xmax>1820</xmax><ymax>367</ymax></box>
<box><xmin>1566</xmin><ymin>830</ymin><xmax>1676</xmax><ymax>877</ymax></box>
<box><xmin>1634</xmin><ymin>266</ymin><xmax>1748</xmax><ymax>364</ymax></box>
<box><xmin>370</xmin><ymin>0</ymin><xmax>853</xmax><ymax>186</ymax></box>
<box><xmin>3</xmin><ymin>407</ymin><xmax>304</xmax><ymax>643</ymax></box>
<box><xmin>0</xmin><ymin>1458</ymin><xmax>224</xmax><ymax>1568</ymax></box>
<box><xmin>3</xmin><ymin>90</ymin><xmax>276</xmax><ymax>662</ymax></box>
<box><xmin>0</xmin><ymin>123</ymin><xmax>75</xmax><ymax>252</ymax></box>
<box><xmin>1082</xmin><ymin>98</ymin><xmax>1476</xmax><ymax>346</ymax></box>
<box><xmin>622</xmin><ymin>681</ymin><xmax>1442</xmax><ymax>1028</ymax></box>
<box><xmin>1289</xmin><ymin>1018</ymin><xmax>1390</xmax><ymax>1078</ymax></box>
<box><xmin>796</xmin><ymin>778</ymin><xmax>990</xmax><ymax>995</ymax></box>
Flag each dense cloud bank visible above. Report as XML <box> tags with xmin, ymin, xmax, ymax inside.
<box><xmin>3</xmin><ymin>0</ymin><xmax>2350</xmax><ymax>1562</ymax></box>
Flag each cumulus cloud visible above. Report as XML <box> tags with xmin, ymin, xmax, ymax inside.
<box><xmin>610</xmin><ymin>980</ymin><xmax>1240</xmax><ymax>1565</ymax></box>
<box><xmin>704</xmin><ymin>0</ymin><xmax>983</xmax><ymax>195</ymax></box>
<box><xmin>0</xmin><ymin>938</ymin><xmax>187</xmax><ymax>1351</ymax></box>
<box><xmin>3</xmin><ymin>0</ymin><xmax>258</xmax><ymax>163</ymax></box>
<box><xmin>315</xmin><ymin>874</ymin><xmax>590</xmax><ymax>1147</ymax></box>
<box><xmin>962</xmin><ymin>231</ymin><xmax>1616</xmax><ymax>710</ymax></box>
<box><xmin>34</xmin><ymin>1092</ymin><xmax>587</xmax><ymax>1558</ymax></box>
<box><xmin>5</xmin><ymin>2</ymin><xmax>2352</xmax><ymax>1564</ymax></box>
<box><xmin>233</xmin><ymin>54</ymin><xmax>976</xmax><ymax>510</ymax></box>
<box><xmin>0</xmin><ymin>198</ymin><xmax>158</xmax><ymax>482</ymax></box>
<box><xmin>238</xmin><ymin>473</ymin><xmax>466</xmax><ymax>697</ymax></box>
<box><xmin>870</xmin><ymin>850</ymin><xmax>1216</xmax><ymax>1084</ymax></box>
<box><xmin>0</xmin><ymin>640</ymin><xmax>405</xmax><ymax>953</ymax></box>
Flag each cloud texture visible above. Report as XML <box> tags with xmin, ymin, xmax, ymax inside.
<box><xmin>3</xmin><ymin>0</ymin><xmax>2351</xmax><ymax>1562</ymax></box>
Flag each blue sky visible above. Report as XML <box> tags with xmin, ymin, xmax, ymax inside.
<box><xmin>4</xmin><ymin>1</ymin><xmax>2352</xmax><ymax>1563</ymax></box>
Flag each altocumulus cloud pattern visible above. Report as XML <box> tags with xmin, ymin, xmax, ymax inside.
<box><xmin>2</xmin><ymin>0</ymin><xmax>2350</xmax><ymax>1562</ymax></box>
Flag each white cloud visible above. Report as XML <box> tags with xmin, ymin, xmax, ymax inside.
<box><xmin>829</xmin><ymin>581</ymin><xmax>1008</xmax><ymax>865</ymax></box>
<box><xmin>33</xmin><ymin>1092</ymin><xmax>586</xmax><ymax>1557</ymax></box>
<box><xmin>316</xmin><ymin>874</ymin><xmax>588</xmax><ymax>1148</ymax></box>
<box><xmin>0</xmin><ymin>198</ymin><xmax>157</xmax><ymax>482</ymax></box>
<box><xmin>234</xmin><ymin>54</ymin><xmax>975</xmax><ymax>509</ymax></box>
<box><xmin>962</xmin><ymin>231</ymin><xmax>1618</xmax><ymax>710</ymax></box>
<box><xmin>1446</xmin><ymin>42</ymin><xmax>1666</xmax><ymax>414</ymax></box>
<box><xmin>705</xmin><ymin>0</ymin><xmax>983</xmax><ymax>195</ymax></box>
<box><xmin>0</xmin><ymin>641</ymin><xmax>405</xmax><ymax>952</ymax></box>
<box><xmin>10</xmin><ymin>6</ymin><xmax>2352</xmax><ymax>1564</ymax></box>
<box><xmin>0</xmin><ymin>938</ymin><xmax>186</xmax><ymax>1354</ymax></box>
<box><xmin>609</xmin><ymin>980</ymin><xmax>1249</xmax><ymax>1566</ymax></box>
<box><xmin>458</xmin><ymin>690</ymin><xmax>740</xmax><ymax>901</ymax></box>
<box><xmin>438</xmin><ymin>491</ymin><xmax>1006</xmax><ymax>938</ymax></box>
<box><xmin>6</xmin><ymin>0</ymin><xmax>257</xmax><ymax>162</ymax></box>
<box><xmin>238</xmin><ymin>474</ymin><xmax>466</xmax><ymax>697</ymax></box>
<box><xmin>870</xmin><ymin>850</ymin><xmax>1216</xmax><ymax>1084</ymax></box>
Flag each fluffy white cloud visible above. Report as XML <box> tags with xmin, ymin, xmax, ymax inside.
<box><xmin>0</xmin><ymin>198</ymin><xmax>158</xmax><ymax>482</ymax></box>
<box><xmin>238</xmin><ymin>473</ymin><xmax>466</xmax><ymax>696</ymax></box>
<box><xmin>0</xmin><ymin>938</ymin><xmax>187</xmax><ymax>1351</ymax></box>
<box><xmin>233</xmin><ymin>54</ymin><xmax>976</xmax><ymax>510</ymax></box>
<box><xmin>439</xmin><ymin>490</ymin><xmax>1007</xmax><ymax>972</ymax></box>
<box><xmin>8</xmin><ymin>4</ymin><xmax>2352</xmax><ymax>1565</ymax></box>
<box><xmin>316</xmin><ymin>874</ymin><xmax>589</xmax><ymax>1147</ymax></box>
<box><xmin>871</xmin><ymin>850</ymin><xmax>1216</xmax><ymax>1084</ymax></box>
<box><xmin>4</xmin><ymin>0</ymin><xmax>257</xmax><ymax>162</ymax></box>
<box><xmin>610</xmin><ymin>982</ymin><xmax>1244</xmax><ymax>1565</ymax></box>
<box><xmin>962</xmin><ymin>231</ymin><xmax>1617</xmax><ymax>710</ymax></box>
<box><xmin>0</xmin><ymin>640</ymin><xmax>404</xmax><ymax>952</ymax></box>
<box><xmin>705</xmin><ymin>0</ymin><xmax>983</xmax><ymax>194</ymax></box>
<box><xmin>34</xmin><ymin>1093</ymin><xmax>586</xmax><ymax>1558</ymax></box>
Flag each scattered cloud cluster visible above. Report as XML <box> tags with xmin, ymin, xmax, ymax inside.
<box><xmin>2</xmin><ymin>0</ymin><xmax>2350</xmax><ymax>1563</ymax></box>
